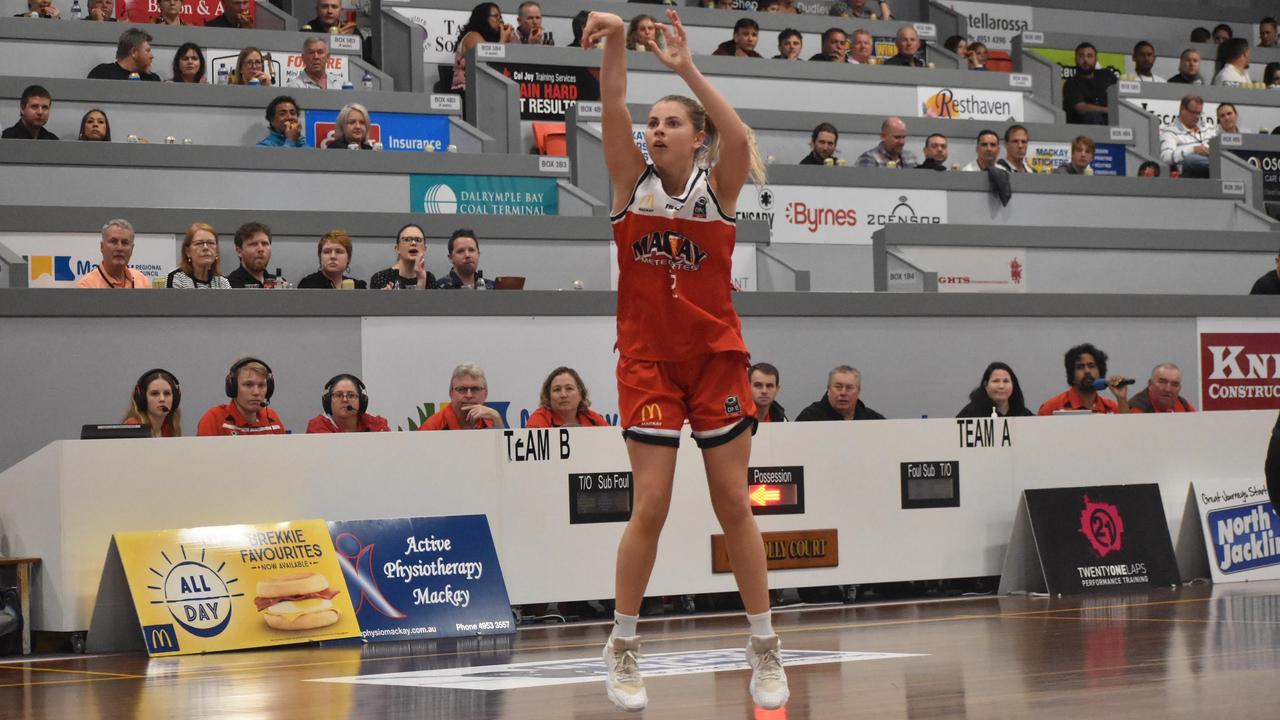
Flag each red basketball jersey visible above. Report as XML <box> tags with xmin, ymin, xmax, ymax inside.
<box><xmin>611</xmin><ymin>166</ymin><xmax>747</xmax><ymax>361</ymax></box>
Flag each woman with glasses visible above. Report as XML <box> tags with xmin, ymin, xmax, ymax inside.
<box><xmin>166</xmin><ymin>223</ymin><xmax>231</xmax><ymax>288</ymax></box>
<box><xmin>369</xmin><ymin>223</ymin><xmax>437</xmax><ymax>289</ymax></box>
<box><xmin>230</xmin><ymin>47</ymin><xmax>272</xmax><ymax>85</ymax></box>
<box><xmin>452</xmin><ymin>2</ymin><xmax>515</xmax><ymax>92</ymax></box>
<box><xmin>306</xmin><ymin>374</ymin><xmax>391</xmax><ymax>433</ymax></box>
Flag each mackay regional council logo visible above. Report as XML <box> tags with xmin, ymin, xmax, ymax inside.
<box><xmin>146</xmin><ymin>544</ymin><xmax>242</xmax><ymax>646</ymax></box>
<box><xmin>1079</xmin><ymin>495</ymin><xmax>1125</xmax><ymax>558</ymax></box>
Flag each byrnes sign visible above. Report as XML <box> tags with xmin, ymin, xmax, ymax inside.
<box><xmin>735</xmin><ymin>186</ymin><xmax>946</xmax><ymax>245</ymax></box>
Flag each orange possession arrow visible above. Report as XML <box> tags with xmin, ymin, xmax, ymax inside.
<box><xmin>749</xmin><ymin>485</ymin><xmax>781</xmax><ymax>506</ymax></box>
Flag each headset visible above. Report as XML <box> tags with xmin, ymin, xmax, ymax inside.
<box><xmin>225</xmin><ymin>357</ymin><xmax>275</xmax><ymax>402</ymax></box>
<box><xmin>134</xmin><ymin>368</ymin><xmax>181</xmax><ymax>414</ymax></box>
<box><xmin>322</xmin><ymin>373</ymin><xmax>368</xmax><ymax>416</ymax></box>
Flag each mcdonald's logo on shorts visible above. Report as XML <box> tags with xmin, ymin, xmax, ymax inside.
<box><xmin>143</xmin><ymin>623</ymin><xmax>181</xmax><ymax>654</ymax></box>
<box><xmin>639</xmin><ymin>403</ymin><xmax>663</xmax><ymax>424</ymax></box>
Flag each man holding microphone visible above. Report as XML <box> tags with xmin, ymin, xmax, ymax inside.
<box><xmin>1038</xmin><ymin>343</ymin><xmax>1131</xmax><ymax>415</ymax></box>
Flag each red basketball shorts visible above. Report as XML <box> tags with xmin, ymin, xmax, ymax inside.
<box><xmin>617</xmin><ymin>351</ymin><xmax>757</xmax><ymax>448</ymax></box>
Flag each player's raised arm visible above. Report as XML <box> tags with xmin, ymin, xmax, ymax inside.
<box><xmin>581</xmin><ymin>12</ymin><xmax>647</xmax><ymax>213</ymax></box>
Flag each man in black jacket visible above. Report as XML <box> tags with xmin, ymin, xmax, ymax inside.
<box><xmin>750</xmin><ymin>363</ymin><xmax>787</xmax><ymax>423</ymax></box>
<box><xmin>796</xmin><ymin>366</ymin><xmax>886</xmax><ymax>421</ymax></box>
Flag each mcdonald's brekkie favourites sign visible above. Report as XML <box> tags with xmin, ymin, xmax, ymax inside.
<box><xmin>1198</xmin><ymin>319</ymin><xmax>1280</xmax><ymax>411</ymax></box>
<box><xmin>917</xmin><ymin>86</ymin><xmax>1024</xmax><ymax>121</ymax></box>
<box><xmin>113</xmin><ymin>520</ymin><xmax>360</xmax><ymax>656</ymax></box>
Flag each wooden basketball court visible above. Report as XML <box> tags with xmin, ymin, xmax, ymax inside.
<box><xmin>4</xmin><ymin>582</ymin><xmax>1280</xmax><ymax>718</ymax></box>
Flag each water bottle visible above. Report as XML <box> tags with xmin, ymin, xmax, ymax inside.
<box><xmin>362</xmin><ymin>71</ymin><xmax>374</xmax><ymax>90</ymax></box>
<box><xmin>71</xmin><ymin>0</ymin><xmax>82</xmax><ymax>19</ymax></box>
<box><xmin>474</xmin><ymin>270</ymin><xmax>486</xmax><ymax>290</ymax></box>
<box><xmin>128</xmin><ymin>72</ymin><xmax>141</xmax><ymax>81</ymax></box>
<box><xmin>218</xmin><ymin>65</ymin><xmax>229</xmax><ymax>85</ymax></box>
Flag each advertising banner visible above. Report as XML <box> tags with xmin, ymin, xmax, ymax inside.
<box><xmin>327</xmin><ymin>515</ymin><xmax>514</xmax><ymax>641</ymax></box>
<box><xmin>113</xmin><ymin>519</ymin><xmax>360</xmax><ymax>656</ymax></box>
<box><xmin>1228</xmin><ymin>149</ymin><xmax>1280</xmax><ymax>202</ymax></box>
<box><xmin>917</xmin><ymin>86</ymin><xmax>1025</xmax><ymax>121</ymax></box>
<box><xmin>735</xmin><ymin>185</ymin><xmax>947</xmax><ymax>245</ymax></box>
<box><xmin>935</xmin><ymin>0</ymin><xmax>1033</xmax><ymax>51</ymax></box>
<box><xmin>306</xmin><ymin>110</ymin><xmax>449</xmax><ymax>152</ymax></box>
<box><xmin>1030</xmin><ymin>48</ymin><xmax>1125</xmax><ymax>82</ymax></box>
<box><xmin>1134</xmin><ymin>98</ymin><xmax>1218</xmax><ymax>131</ymax></box>
<box><xmin>897</xmin><ymin>247</ymin><xmax>1027</xmax><ymax>292</ymax></box>
<box><xmin>115</xmin><ymin>0</ymin><xmax>240</xmax><ymax>25</ymax></box>
<box><xmin>206</xmin><ymin>48</ymin><xmax>348</xmax><ymax>88</ymax></box>
<box><xmin>0</xmin><ymin>232</ymin><xmax>175</xmax><ymax>288</ymax></box>
<box><xmin>1197</xmin><ymin>319</ymin><xmax>1280</xmax><ymax>411</ymax></box>
<box><xmin>490</xmin><ymin>63</ymin><xmax>601</xmax><ymax>121</ymax></box>
<box><xmin>395</xmin><ymin>8</ymin><xmax>573</xmax><ymax>66</ymax></box>
<box><xmin>409</xmin><ymin>174</ymin><xmax>558</xmax><ymax>215</ymax></box>
<box><xmin>1192</xmin><ymin>478</ymin><xmax>1280</xmax><ymax>583</ymax></box>
<box><xmin>1026</xmin><ymin>141</ymin><xmax>1126</xmax><ymax>176</ymax></box>
<box><xmin>1022</xmin><ymin>485</ymin><xmax>1180</xmax><ymax>595</ymax></box>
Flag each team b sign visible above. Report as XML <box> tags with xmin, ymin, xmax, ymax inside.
<box><xmin>735</xmin><ymin>186</ymin><xmax>947</xmax><ymax>245</ymax></box>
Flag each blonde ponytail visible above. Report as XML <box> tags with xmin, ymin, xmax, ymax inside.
<box><xmin>658</xmin><ymin>94</ymin><xmax>768</xmax><ymax>187</ymax></box>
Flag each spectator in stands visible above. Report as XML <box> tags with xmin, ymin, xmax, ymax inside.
<box><xmin>306</xmin><ymin>374</ymin><xmax>391</xmax><ymax>433</ymax></box>
<box><xmin>798</xmin><ymin>122</ymin><xmax>838</xmax><ymax>165</ymax></box>
<box><xmin>302</xmin><ymin>0</ymin><xmax>356</xmax><ymax>35</ymax></box>
<box><xmin>287</xmin><ymin>37</ymin><xmax>333</xmax><ymax>89</ymax></box>
<box><xmin>627</xmin><ymin>14</ymin><xmax>661</xmax><ymax>52</ymax></box>
<box><xmin>434</xmin><ymin>229</ymin><xmax>495</xmax><ymax>289</ymax></box>
<box><xmin>1160</xmin><ymin>95</ymin><xmax>1211</xmax><ymax>178</ymax></box>
<box><xmin>123</xmin><ymin>368</ymin><xmax>181</xmax><ymax>437</ymax></box>
<box><xmin>1262</xmin><ymin>17</ymin><xmax>1279</xmax><ymax>48</ymax></box>
<box><xmin>714</xmin><ymin>18</ymin><xmax>763</xmax><ymax>58</ymax></box>
<box><xmin>846</xmin><ymin>0</ymin><xmax>891</xmax><ymax>20</ymax></box>
<box><xmin>153</xmin><ymin>0</ymin><xmax>188</xmax><ymax>25</ymax></box>
<box><xmin>796</xmin><ymin>366</ymin><xmax>885</xmax><ymax>421</ymax></box>
<box><xmin>848</xmin><ymin>29</ymin><xmax>874</xmax><ymax>65</ymax></box>
<box><xmin>1038</xmin><ymin>343</ymin><xmax>1129</xmax><ymax>415</ymax></box>
<box><xmin>962</xmin><ymin>129</ymin><xmax>1002</xmax><ymax>172</ymax></box>
<box><xmin>996</xmin><ymin>124</ymin><xmax>1037</xmax><ymax>173</ymax></box>
<box><xmin>956</xmin><ymin>362</ymin><xmax>1033</xmax><ymax>418</ymax></box>
<box><xmin>527</xmin><ymin>367</ymin><xmax>608</xmax><ymax>428</ymax></box>
<box><xmin>167</xmin><ymin>223</ymin><xmax>231</xmax><ymax>289</ymax></box>
<box><xmin>1132</xmin><ymin>41</ymin><xmax>1164</xmax><ymax>82</ymax></box>
<box><xmin>857</xmin><ymin>117</ymin><xmax>916</xmax><ymax>168</ymax></box>
<box><xmin>88</xmin><ymin>29</ymin><xmax>161</xmax><ymax>81</ymax></box>
<box><xmin>514</xmin><ymin>1</ymin><xmax>553</xmax><ymax>45</ymax></box>
<box><xmin>1137</xmin><ymin>160</ymin><xmax>1161</xmax><ymax>177</ymax></box>
<box><xmin>773</xmin><ymin>28</ymin><xmax>802</xmax><ymax>60</ymax></box>
<box><xmin>231</xmin><ymin>47</ymin><xmax>273</xmax><ymax>86</ymax></box>
<box><xmin>1250</xmin><ymin>249</ymin><xmax>1280</xmax><ymax>294</ymax></box>
<box><xmin>86</xmin><ymin>0</ymin><xmax>115</xmax><ymax>21</ymax></box>
<box><xmin>206</xmin><ymin>0</ymin><xmax>255</xmax><ymax>29</ymax></box>
<box><xmin>258</xmin><ymin>95</ymin><xmax>305</xmax><ymax>147</ymax></box>
<box><xmin>76</xmin><ymin>219</ymin><xmax>151</xmax><ymax>289</ymax></box>
<box><xmin>1214</xmin><ymin>37</ymin><xmax>1252</xmax><ymax>86</ymax></box>
<box><xmin>417</xmin><ymin>363</ymin><xmax>506</xmax><ymax>430</ymax></box>
<box><xmin>171</xmin><ymin>42</ymin><xmax>206</xmax><ymax>83</ymax></box>
<box><xmin>1129</xmin><ymin>363</ymin><xmax>1195</xmax><ymax>413</ymax></box>
<box><xmin>297</xmin><ymin>230</ymin><xmax>368</xmax><ymax>289</ymax></box>
<box><xmin>809</xmin><ymin>28</ymin><xmax>849</xmax><ymax>62</ymax></box>
<box><xmin>196</xmin><ymin>358</ymin><xmax>286</xmax><ymax>436</ymax></box>
<box><xmin>227</xmin><ymin>222</ymin><xmax>286</xmax><ymax>288</ymax></box>
<box><xmin>370</xmin><ymin>223</ymin><xmax>437</xmax><ymax>289</ymax></box>
<box><xmin>772</xmin><ymin>0</ymin><xmax>801</xmax><ymax>14</ymax></box>
<box><xmin>1053</xmin><ymin>135</ymin><xmax>1094</xmax><ymax>175</ymax></box>
<box><xmin>1062</xmin><ymin>42</ymin><xmax>1115</xmax><ymax>125</ymax></box>
<box><xmin>3</xmin><ymin>85</ymin><xmax>57</xmax><ymax>140</ymax></box>
<box><xmin>1212</xmin><ymin>24</ymin><xmax>1233</xmax><ymax>45</ymax></box>
<box><xmin>15</xmin><ymin>0</ymin><xmax>59</xmax><ymax>18</ymax></box>
<box><xmin>750</xmin><ymin>363</ymin><xmax>786</xmax><ymax>423</ymax></box>
<box><xmin>916</xmin><ymin>133</ymin><xmax>948</xmax><ymax>170</ymax></box>
<box><xmin>943</xmin><ymin>35</ymin><xmax>967</xmax><ymax>60</ymax></box>
<box><xmin>883</xmin><ymin>25</ymin><xmax>923</xmax><ymax>67</ymax></box>
<box><xmin>325</xmin><ymin>103</ymin><xmax>374</xmax><ymax>149</ymax></box>
<box><xmin>78</xmin><ymin>109</ymin><xmax>110</xmax><ymax>141</ymax></box>
<box><xmin>1189</xmin><ymin>27</ymin><xmax>1211</xmax><ymax>44</ymax></box>
<box><xmin>1217</xmin><ymin>102</ymin><xmax>1244</xmax><ymax>134</ymax></box>
<box><xmin>967</xmin><ymin>42</ymin><xmax>988</xmax><ymax>71</ymax></box>
<box><xmin>1168</xmin><ymin>48</ymin><xmax>1204</xmax><ymax>85</ymax></box>
<box><xmin>1265</xmin><ymin>62</ymin><xmax>1280</xmax><ymax>88</ymax></box>
<box><xmin>453</xmin><ymin>3</ymin><xmax>515</xmax><ymax>91</ymax></box>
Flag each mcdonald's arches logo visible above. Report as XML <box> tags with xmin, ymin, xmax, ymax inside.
<box><xmin>639</xmin><ymin>403</ymin><xmax>663</xmax><ymax>423</ymax></box>
<box><xmin>144</xmin><ymin>623</ymin><xmax>180</xmax><ymax>654</ymax></box>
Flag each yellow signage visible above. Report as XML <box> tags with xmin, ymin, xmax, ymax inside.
<box><xmin>114</xmin><ymin>519</ymin><xmax>360</xmax><ymax>656</ymax></box>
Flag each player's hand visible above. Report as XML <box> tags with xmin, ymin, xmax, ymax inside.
<box><xmin>580</xmin><ymin>12</ymin><xmax>623</xmax><ymax>50</ymax></box>
<box><xmin>652</xmin><ymin>10</ymin><xmax>694</xmax><ymax>74</ymax></box>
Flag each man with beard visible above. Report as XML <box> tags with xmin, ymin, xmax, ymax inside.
<box><xmin>799</xmin><ymin>123</ymin><xmax>839</xmax><ymax>165</ymax></box>
<box><xmin>1038</xmin><ymin>343</ymin><xmax>1131</xmax><ymax>414</ymax></box>
<box><xmin>1062</xmin><ymin>42</ymin><xmax>1116</xmax><ymax>124</ymax></box>
<box><xmin>227</xmin><ymin>222</ymin><xmax>288</xmax><ymax>288</ymax></box>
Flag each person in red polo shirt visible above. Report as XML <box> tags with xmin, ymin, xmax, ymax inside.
<box><xmin>417</xmin><ymin>364</ymin><xmax>506</xmax><ymax>431</ymax></box>
<box><xmin>526</xmin><ymin>366</ymin><xmax>608</xmax><ymax>428</ymax></box>
<box><xmin>197</xmin><ymin>358</ymin><xmax>286</xmax><ymax>436</ymax></box>
<box><xmin>1129</xmin><ymin>363</ymin><xmax>1196</xmax><ymax>413</ymax></box>
<box><xmin>306</xmin><ymin>374</ymin><xmax>391</xmax><ymax>433</ymax></box>
<box><xmin>1038</xmin><ymin>343</ymin><xmax>1131</xmax><ymax>415</ymax></box>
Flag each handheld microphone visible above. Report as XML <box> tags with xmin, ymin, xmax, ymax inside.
<box><xmin>1091</xmin><ymin>378</ymin><xmax>1136</xmax><ymax>391</ymax></box>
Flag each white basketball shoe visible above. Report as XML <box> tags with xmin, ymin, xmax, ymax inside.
<box><xmin>746</xmin><ymin>634</ymin><xmax>790</xmax><ymax>709</ymax></box>
<box><xmin>603</xmin><ymin>635</ymin><xmax>648</xmax><ymax>712</ymax></box>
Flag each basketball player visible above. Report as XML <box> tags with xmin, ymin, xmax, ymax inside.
<box><xmin>581</xmin><ymin>9</ymin><xmax>788</xmax><ymax>712</ymax></box>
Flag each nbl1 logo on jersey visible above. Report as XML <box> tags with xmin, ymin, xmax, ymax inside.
<box><xmin>632</xmin><ymin>230</ymin><xmax>707</xmax><ymax>271</ymax></box>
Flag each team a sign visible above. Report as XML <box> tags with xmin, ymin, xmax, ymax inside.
<box><xmin>1198</xmin><ymin>321</ymin><xmax>1280</xmax><ymax>410</ymax></box>
<box><xmin>491</xmin><ymin>63</ymin><xmax>601</xmax><ymax>121</ymax></box>
<box><xmin>1</xmin><ymin>232</ymin><xmax>175</xmax><ymax>287</ymax></box>
<box><xmin>735</xmin><ymin>185</ymin><xmax>947</xmax><ymax>245</ymax></box>
<box><xmin>918</xmin><ymin>86</ymin><xmax>1024</xmax><ymax>121</ymax></box>
<box><xmin>410</xmin><ymin>174</ymin><xmax>558</xmax><ymax>215</ymax></box>
<box><xmin>307</xmin><ymin>110</ymin><xmax>449</xmax><ymax>152</ymax></box>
